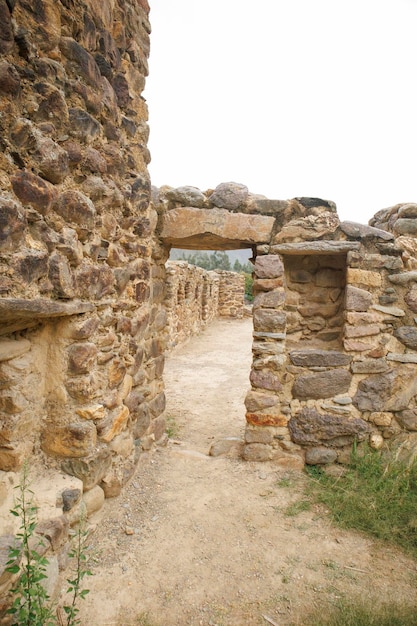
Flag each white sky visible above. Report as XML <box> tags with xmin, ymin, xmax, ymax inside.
<box><xmin>145</xmin><ymin>0</ymin><xmax>417</xmax><ymax>224</ymax></box>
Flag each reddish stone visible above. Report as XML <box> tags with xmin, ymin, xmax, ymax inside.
<box><xmin>246</xmin><ymin>413</ymin><xmax>289</xmax><ymax>427</ymax></box>
<box><xmin>254</xmin><ymin>255</ymin><xmax>284</xmax><ymax>279</ymax></box>
<box><xmin>11</xmin><ymin>170</ymin><xmax>57</xmax><ymax>214</ymax></box>
<box><xmin>75</xmin><ymin>264</ymin><xmax>114</xmax><ymax>299</ymax></box>
<box><xmin>0</xmin><ymin>0</ymin><xmax>13</xmax><ymax>55</ymax></box>
<box><xmin>250</xmin><ymin>369</ymin><xmax>282</xmax><ymax>392</ymax></box>
<box><xmin>16</xmin><ymin>249</ymin><xmax>48</xmax><ymax>283</ymax></box>
<box><xmin>112</xmin><ymin>72</ymin><xmax>131</xmax><ymax>109</ymax></box>
<box><xmin>0</xmin><ymin>197</ymin><xmax>27</xmax><ymax>251</ymax></box>
<box><xmin>35</xmin><ymin>137</ymin><xmax>69</xmax><ymax>184</ymax></box>
<box><xmin>48</xmin><ymin>252</ymin><xmax>75</xmax><ymax>298</ymax></box>
<box><xmin>68</xmin><ymin>343</ymin><xmax>97</xmax><ymax>375</ymax></box>
<box><xmin>60</xmin><ymin>37</ymin><xmax>102</xmax><ymax>89</ymax></box>
<box><xmin>53</xmin><ymin>190</ymin><xmax>96</xmax><ymax>231</ymax></box>
<box><xmin>0</xmin><ymin>61</ymin><xmax>20</xmax><ymax>94</ymax></box>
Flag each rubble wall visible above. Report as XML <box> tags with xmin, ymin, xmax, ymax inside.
<box><xmin>0</xmin><ymin>0</ymin><xmax>168</xmax><ymax>604</ymax></box>
<box><xmin>164</xmin><ymin>261</ymin><xmax>245</xmax><ymax>350</ymax></box>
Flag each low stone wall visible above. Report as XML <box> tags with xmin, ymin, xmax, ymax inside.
<box><xmin>164</xmin><ymin>261</ymin><xmax>245</xmax><ymax>349</ymax></box>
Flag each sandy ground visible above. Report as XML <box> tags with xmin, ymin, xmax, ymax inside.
<box><xmin>78</xmin><ymin>318</ymin><xmax>417</xmax><ymax>626</ymax></box>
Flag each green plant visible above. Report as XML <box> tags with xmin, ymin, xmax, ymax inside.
<box><xmin>6</xmin><ymin>463</ymin><xmax>92</xmax><ymax>626</ymax></box>
<box><xmin>298</xmin><ymin>597</ymin><xmax>417</xmax><ymax>626</ymax></box>
<box><xmin>305</xmin><ymin>444</ymin><xmax>417</xmax><ymax>557</ymax></box>
<box><xmin>6</xmin><ymin>462</ymin><xmax>57</xmax><ymax>626</ymax></box>
<box><xmin>284</xmin><ymin>499</ymin><xmax>311</xmax><ymax>517</ymax></box>
<box><xmin>61</xmin><ymin>516</ymin><xmax>92</xmax><ymax>626</ymax></box>
<box><xmin>165</xmin><ymin>415</ymin><xmax>180</xmax><ymax>439</ymax></box>
<box><xmin>243</xmin><ymin>272</ymin><xmax>254</xmax><ymax>302</ymax></box>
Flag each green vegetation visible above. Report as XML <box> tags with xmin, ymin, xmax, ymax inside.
<box><xmin>299</xmin><ymin>597</ymin><xmax>417</xmax><ymax>626</ymax></box>
<box><xmin>6</xmin><ymin>463</ymin><xmax>57</xmax><ymax>626</ymax></box>
<box><xmin>305</xmin><ymin>444</ymin><xmax>417</xmax><ymax>558</ymax></box>
<box><xmin>6</xmin><ymin>463</ymin><xmax>92</xmax><ymax>626</ymax></box>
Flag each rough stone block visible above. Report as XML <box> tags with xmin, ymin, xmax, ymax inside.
<box><xmin>289</xmin><ymin>407</ymin><xmax>370</xmax><ymax>447</ymax></box>
<box><xmin>292</xmin><ymin>370</ymin><xmax>352</xmax><ymax>400</ymax></box>
<box><xmin>254</xmin><ymin>255</ymin><xmax>284</xmax><ymax>279</ymax></box>
<box><xmin>62</xmin><ymin>449</ymin><xmax>112</xmax><ymax>490</ymax></box>
<box><xmin>345</xmin><ymin>285</ymin><xmax>373</xmax><ymax>311</ymax></box>
<box><xmin>242</xmin><ymin>443</ymin><xmax>273</xmax><ymax>462</ymax></box>
<box><xmin>41</xmin><ymin>422</ymin><xmax>97</xmax><ymax>458</ymax></box>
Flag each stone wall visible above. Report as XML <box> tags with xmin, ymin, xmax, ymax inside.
<box><xmin>0</xmin><ymin>0</ymin><xmax>167</xmax><ymax>607</ymax></box>
<box><xmin>156</xmin><ymin>183</ymin><xmax>417</xmax><ymax>469</ymax></box>
<box><xmin>164</xmin><ymin>261</ymin><xmax>245</xmax><ymax>350</ymax></box>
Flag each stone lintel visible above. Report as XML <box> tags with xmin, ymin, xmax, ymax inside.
<box><xmin>0</xmin><ymin>298</ymin><xmax>95</xmax><ymax>335</ymax></box>
<box><xmin>159</xmin><ymin>207</ymin><xmax>275</xmax><ymax>249</ymax></box>
<box><xmin>270</xmin><ymin>241</ymin><xmax>361</xmax><ymax>255</ymax></box>
<box><xmin>387</xmin><ymin>352</ymin><xmax>417</xmax><ymax>364</ymax></box>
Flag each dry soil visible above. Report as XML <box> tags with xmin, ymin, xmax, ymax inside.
<box><xmin>78</xmin><ymin>317</ymin><xmax>417</xmax><ymax>626</ymax></box>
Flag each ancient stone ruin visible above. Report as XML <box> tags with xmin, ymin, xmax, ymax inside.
<box><xmin>1</xmin><ymin>0</ymin><xmax>417</xmax><ymax>611</ymax></box>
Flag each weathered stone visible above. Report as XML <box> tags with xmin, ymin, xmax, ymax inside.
<box><xmin>353</xmin><ymin>366</ymin><xmax>417</xmax><ymax>412</ymax></box>
<box><xmin>82</xmin><ymin>484</ymin><xmax>105</xmax><ymax>515</ymax></box>
<box><xmin>340</xmin><ymin>221</ymin><xmax>393</xmax><ymax>240</ymax></box>
<box><xmin>209</xmin><ymin>437</ymin><xmax>243</xmax><ymax>457</ymax></box>
<box><xmin>41</xmin><ymin>422</ymin><xmax>97</xmax><ymax>458</ymax></box>
<box><xmin>76</xmin><ymin>404</ymin><xmax>106</xmax><ymax>421</ymax></box>
<box><xmin>17</xmin><ymin>248</ymin><xmax>49</xmax><ymax>284</ymax></box>
<box><xmin>305</xmin><ymin>447</ymin><xmax>338</xmax><ymax>465</ymax></box>
<box><xmin>0</xmin><ymin>61</ymin><xmax>20</xmax><ymax>94</ymax></box>
<box><xmin>345</xmin><ymin>285</ymin><xmax>373</xmax><ymax>311</ymax></box>
<box><xmin>289</xmin><ymin>350</ymin><xmax>351</xmax><ymax>368</ymax></box>
<box><xmin>298</xmin><ymin>302</ymin><xmax>340</xmax><ymax>319</ymax></box>
<box><xmin>242</xmin><ymin>443</ymin><xmax>273</xmax><ymax>462</ymax></box>
<box><xmin>292</xmin><ymin>370</ymin><xmax>351</xmax><ymax>400</ymax></box>
<box><xmin>394</xmin><ymin>218</ymin><xmax>417</xmax><ymax>235</ymax></box>
<box><xmin>253</xmin><ymin>309</ymin><xmax>286</xmax><ymax>333</ymax></box>
<box><xmin>387</xmin><ymin>353</ymin><xmax>417</xmax><ymax>364</ymax></box>
<box><xmin>209</xmin><ymin>182</ymin><xmax>249</xmax><ymax>211</ymax></box>
<box><xmin>36</xmin><ymin>516</ymin><xmax>69</xmax><ymax>551</ymax></box>
<box><xmin>272</xmin><ymin>241</ymin><xmax>360</xmax><ymax>255</ymax></box>
<box><xmin>60</xmin><ymin>37</ymin><xmax>101</xmax><ymax>89</ymax></box>
<box><xmin>35</xmin><ymin>137</ymin><xmax>69</xmax><ymax>184</ymax></box>
<box><xmin>68</xmin><ymin>343</ymin><xmax>97</xmax><ymax>375</ymax></box>
<box><xmin>62</xmin><ymin>449</ymin><xmax>112</xmax><ymax>490</ymax></box>
<box><xmin>244</xmin><ymin>427</ymin><xmax>274</xmax><ymax>444</ymax></box>
<box><xmin>253</xmin><ymin>290</ymin><xmax>286</xmax><ymax>309</ymax></box>
<box><xmin>344</xmin><ymin>324</ymin><xmax>380</xmax><ymax>338</ymax></box>
<box><xmin>48</xmin><ymin>252</ymin><xmax>75</xmax><ymax>298</ymax></box>
<box><xmin>0</xmin><ymin>2</ymin><xmax>13</xmax><ymax>55</ymax></box>
<box><xmin>148</xmin><ymin>392</ymin><xmax>166</xmax><ymax>417</ymax></box>
<box><xmin>75</xmin><ymin>263</ymin><xmax>114</xmax><ymax>299</ymax></box>
<box><xmin>250</xmin><ymin>369</ymin><xmax>282</xmax><ymax>392</ymax></box>
<box><xmin>273</xmin><ymin>212</ymin><xmax>340</xmax><ymax>243</ymax></box>
<box><xmin>370</xmin><ymin>412</ymin><xmax>392</xmax><ymax>427</ymax></box>
<box><xmin>253</xmin><ymin>279</ymin><xmax>285</xmax><ymax>294</ymax></box>
<box><xmin>11</xmin><ymin>170</ymin><xmax>57</xmax><ymax>215</ymax></box>
<box><xmin>254</xmin><ymin>255</ymin><xmax>284</xmax><ymax>279</ymax></box>
<box><xmin>99</xmin><ymin>405</ymin><xmax>130</xmax><ymax>443</ymax></box>
<box><xmin>0</xmin><ymin>197</ymin><xmax>27</xmax><ymax>251</ymax></box>
<box><xmin>405</xmin><ymin>285</ymin><xmax>417</xmax><ymax>313</ymax></box>
<box><xmin>165</xmin><ymin>186</ymin><xmax>207</xmax><ymax>208</ymax></box>
<box><xmin>54</xmin><ymin>190</ymin><xmax>96</xmax><ymax>234</ymax></box>
<box><xmin>289</xmin><ymin>407</ymin><xmax>370</xmax><ymax>447</ymax></box>
<box><xmin>71</xmin><ymin>317</ymin><xmax>100</xmax><ymax>340</ymax></box>
<box><xmin>0</xmin><ymin>339</ymin><xmax>31</xmax><ymax>362</ymax></box>
<box><xmin>371</xmin><ymin>304</ymin><xmax>405</xmax><ymax>317</ymax></box>
<box><xmin>347</xmin><ymin>268</ymin><xmax>382</xmax><ymax>288</ymax></box>
<box><xmin>394</xmin><ymin>327</ymin><xmax>417</xmax><ymax>350</ymax></box>
<box><xmin>61</xmin><ymin>489</ymin><xmax>82</xmax><ymax>512</ymax></box>
<box><xmin>343</xmin><ymin>339</ymin><xmax>374</xmax><ymax>352</ymax></box>
<box><xmin>160</xmin><ymin>207</ymin><xmax>275</xmax><ymax>249</ymax></box>
<box><xmin>350</xmin><ymin>359</ymin><xmax>389</xmax><ymax>374</ymax></box>
<box><xmin>396</xmin><ymin>410</ymin><xmax>417</xmax><ymax>431</ymax></box>
<box><xmin>389</xmin><ymin>271</ymin><xmax>417</xmax><ymax>285</ymax></box>
<box><xmin>246</xmin><ymin>412</ymin><xmax>288</xmax><ymax>427</ymax></box>
<box><xmin>245</xmin><ymin>391</ymin><xmax>279</xmax><ymax>412</ymax></box>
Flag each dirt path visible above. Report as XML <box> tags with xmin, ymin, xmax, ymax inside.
<box><xmin>79</xmin><ymin>318</ymin><xmax>417</xmax><ymax>626</ymax></box>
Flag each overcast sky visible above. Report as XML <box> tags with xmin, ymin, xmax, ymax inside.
<box><xmin>145</xmin><ymin>0</ymin><xmax>417</xmax><ymax>224</ymax></box>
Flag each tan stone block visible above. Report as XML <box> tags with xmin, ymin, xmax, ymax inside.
<box><xmin>76</xmin><ymin>404</ymin><xmax>106</xmax><ymax>420</ymax></box>
<box><xmin>108</xmin><ymin>358</ymin><xmax>126</xmax><ymax>388</ymax></box>
<box><xmin>346</xmin><ymin>312</ymin><xmax>380</xmax><ymax>325</ymax></box>
<box><xmin>100</xmin><ymin>405</ymin><xmax>130</xmax><ymax>443</ymax></box>
<box><xmin>346</xmin><ymin>268</ymin><xmax>382</xmax><ymax>288</ymax></box>
<box><xmin>344</xmin><ymin>324</ymin><xmax>380</xmax><ymax>338</ymax></box>
<box><xmin>343</xmin><ymin>339</ymin><xmax>374</xmax><ymax>352</ymax></box>
<box><xmin>370</xmin><ymin>412</ymin><xmax>392</xmax><ymax>427</ymax></box>
<box><xmin>41</xmin><ymin>423</ymin><xmax>97</xmax><ymax>458</ymax></box>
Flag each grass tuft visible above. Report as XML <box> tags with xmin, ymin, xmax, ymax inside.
<box><xmin>305</xmin><ymin>444</ymin><xmax>417</xmax><ymax>558</ymax></box>
<box><xmin>299</xmin><ymin>597</ymin><xmax>417</xmax><ymax>626</ymax></box>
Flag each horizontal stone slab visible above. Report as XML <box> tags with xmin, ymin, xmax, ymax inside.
<box><xmin>371</xmin><ymin>304</ymin><xmax>405</xmax><ymax>317</ymax></box>
<box><xmin>340</xmin><ymin>221</ymin><xmax>394</xmax><ymax>241</ymax></box>
<box><xmin>160</xmin><ymin>207</ymin><xmax>275</xmax><ymax>249</ymax></box>
<box><xmin>389</xmin><ymin>271</ymin><xmax>417</xmax><ymax>285</ymax></box>
<box><xmin>253</xmin><ymin>331</ymin><xmax>286</xmax><ymax>340</ymax></box>
<box><xmin>0</xmin><ymin>298</ymin><xmax>94</xmax><ymax>335</ymax></box>
<box><xmin>289</xmin><ymin>349</ymin><xmax>351</xmax><ymax>367</ymax></box>
<box><xmin>387</xmin><ymin>352</ymin><xmax>417</xmax><ymax>363</ymax></box>
<box><xmin>270</xmin><ymin>241</ymin><xmax>360</xmax><ymax>255</ymax></box>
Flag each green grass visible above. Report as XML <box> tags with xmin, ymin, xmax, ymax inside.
<box><xmin>299</xmin><ymin>597</ymin><xmax>417</xmax><ymax>626</ymax></box>
<box><xmin>305</xmin><ymin>444</ymin><xmax>417</xmax><ymax>558</ymax></box>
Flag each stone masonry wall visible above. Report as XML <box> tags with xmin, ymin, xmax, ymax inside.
<box><xmin>164</xmin><ymin>261</ymin><xmax>245</xmax><ymax>350</ymax></box>
<box><xmin>0</xmin><ymin>0</ymin><xmax>166</xmax><ymax>607</ymax></box>
<box><xmin>156</xmin><ymin>183</ymin><xmax>417</xmax><ymax>469</ymax></box>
